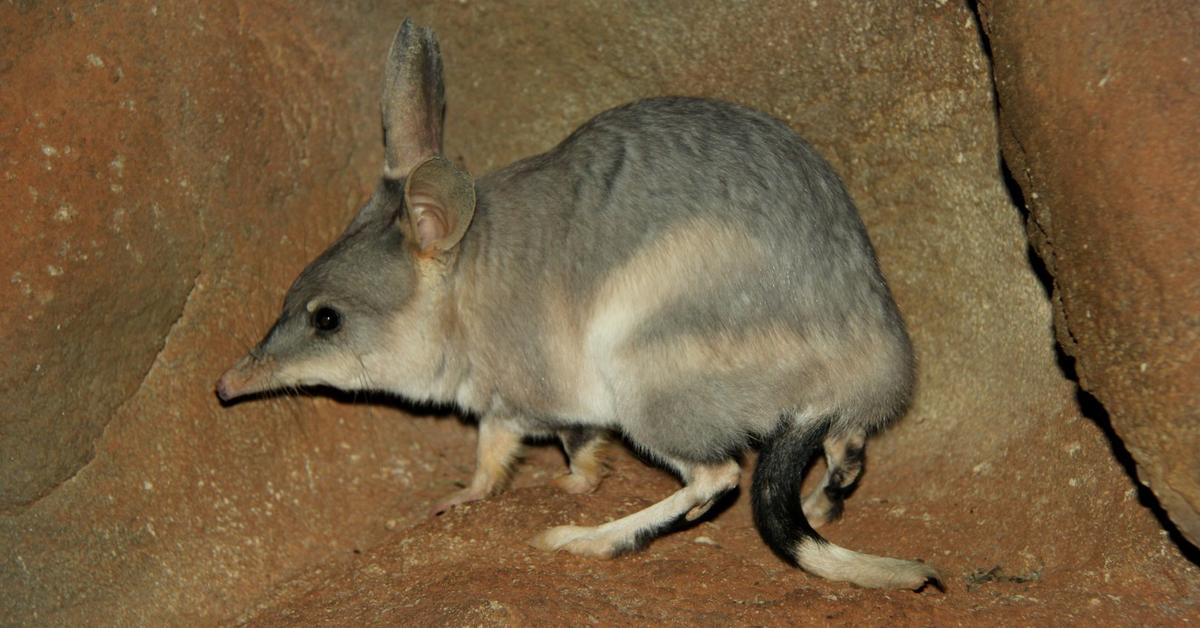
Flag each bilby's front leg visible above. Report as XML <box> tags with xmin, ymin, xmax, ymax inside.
<box><xmin>431</xmin><ymin>416</ymin><xmax>523</xmax><ymax>516</ymax></box>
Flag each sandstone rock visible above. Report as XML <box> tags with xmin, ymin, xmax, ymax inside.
<box><xmin>1</xmin><ymin>2</ymin><xmax>438</xmax><ymax>622</ymax></box>
<box><xmin>979</xmin><ymin>0</ymin><xmax>1200</xmax><ymax>547</ymax></box>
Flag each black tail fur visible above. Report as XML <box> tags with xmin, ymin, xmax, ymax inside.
<box><xmin>751</xmin><ymin>417</ymin><xmax>942</xmax><ymax>590</ymax></box>
<box><xmin>751</xmin><ymin>417</ymin><xmax>831</xmax><ymax>566</ymax></box>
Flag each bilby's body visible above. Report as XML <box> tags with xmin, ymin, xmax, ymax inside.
<box><xmin>218</xmin><ymin>20</ymin><xmax>939</xmax><ymax>590</ymax></box>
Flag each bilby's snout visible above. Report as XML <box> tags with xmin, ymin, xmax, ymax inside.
<box><xmin>215</xmin><ymin>370</ymin><xmax>240</xmax><ymax>402</ymax></box>
<box><xmin>215</xmin><ymin>354</ymin><xmax>271</xmax><ymax>402</ymax></box>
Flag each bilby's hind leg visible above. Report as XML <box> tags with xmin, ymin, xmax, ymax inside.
<box><xmin>431</xmin><ymin>416</ymin><xmax>523</xmax><ymax>515</ymax></box>
<box><xmin>531</xmin><ymin>458</ymin><xmax>740</xmax><ymax>558</ymax></box>
<box><xmin>552</xmin><ymin>427</ymin><xmax>609</xmax><ymax>495</ymax></box>
<box><xmin>802</xmin><ymin>427</ymin><xmax>866</xmax><ymax>528</ymax></box>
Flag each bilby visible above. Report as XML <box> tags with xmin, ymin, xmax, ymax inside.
<box><xmin>216</xmin><ymin>19</ymin><xmax>940</xmax><ymax>590</ymax></box>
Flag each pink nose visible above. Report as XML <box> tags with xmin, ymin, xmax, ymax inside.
<box><xmin>215</xmin><ymin>368</ymin><xmax>247</xmax><ymax>402</ymax></box>
<box><xmin>216</xmin><ymin>355</ymin><xmax>267</xmax><ymax>401</ymax></box>
<box><xmin>215</xmin><ymin>375</ymin><xmax>234</xmax><ymax>401</ymax></box>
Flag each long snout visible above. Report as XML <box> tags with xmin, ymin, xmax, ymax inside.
<box><xmin>215</xmin><ymin>354</ymin><xmax>274</xmax><ymax>401</ymax></box>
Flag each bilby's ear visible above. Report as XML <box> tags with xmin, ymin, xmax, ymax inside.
<box><xmin>381</xmin><ymin>19</ymin><xmax>445</xmax><ymax>179</ymax></box>
<box><xmin>403</xmin><ymin>157</ymin><xmax>476</xmax><ymax>254</ymax></box>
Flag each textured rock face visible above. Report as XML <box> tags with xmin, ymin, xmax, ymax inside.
<box><xmin>980</xmin><ymin>0</ymin><xmax>1200</xmax><ymax>546</ymax></box>
<box><xmin>0</xmin><ymin>2</ymin><xmax>388</xmax><ymax>511</ymax></box>
<box><xmin>2</xmin><ymin>1</ymin><xmax>1197</xmax><ymax>625</ymax></box>
<box><xmin>1</xmin><ymin>2</ymin><xmax>434</xmax><ymax>622</ymax></box>
<box><xmin>1</xmin><ymin>4</ymin><xmax>199</xmax><ymax>511</ymax></box>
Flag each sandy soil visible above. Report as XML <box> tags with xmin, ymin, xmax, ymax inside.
<box><xmin>238</xmin><ymin>419</ymin><xmax>1200</xmax><ymax>626</ymax></box>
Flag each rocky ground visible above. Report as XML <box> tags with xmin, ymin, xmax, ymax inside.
<box><xmin>236</xmin><ymin>427</ymin><xmax>1200</xmax><ymax>625</ymax></box>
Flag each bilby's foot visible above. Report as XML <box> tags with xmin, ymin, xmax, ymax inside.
<box><xmin>552</xmin><ymin>471</ymin><xmax>602</xmax><ymax>495</ymax></box>
<box><xmin>530</xmin><ymin>524</ymin><xmax>625</xmax><ymax>558</ymax></box>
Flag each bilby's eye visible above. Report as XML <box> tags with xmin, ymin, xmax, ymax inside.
<box><xmin>312</xmin><ymin>307</ymin><xmax>341</xmax><ymax>332</ymax></box>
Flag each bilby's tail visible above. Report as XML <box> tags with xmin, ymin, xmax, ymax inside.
<box><xmin>751</xmin><ymin>417</ymin><xmax>941</xmax><ymax>590</ymax></box>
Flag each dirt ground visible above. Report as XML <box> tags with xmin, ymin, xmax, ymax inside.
<box><xmin>234</xmin><ymin>406</ymin><xmax>1200</xmax><ymax>626</ymax></box>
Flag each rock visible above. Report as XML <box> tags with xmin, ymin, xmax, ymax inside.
<box><xmin>0</xmin><ymin>2</ymin><xmax>439</xmax><ymax>621</ymax></box>
<box><xmin>979</xmin><ymin>0</ymin><xmax>1200</xmax><ymax>546</ymax></box>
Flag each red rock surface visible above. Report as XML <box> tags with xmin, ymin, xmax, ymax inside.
<box><xmin>2</xmin><ymin>1</ymin><xmax>1197</xmax><ymax>625</ymax></box>
<box><xmin>980</xmin><ymin>0</ymin><xmax>1200</xmax><ymax>547</ymax></box>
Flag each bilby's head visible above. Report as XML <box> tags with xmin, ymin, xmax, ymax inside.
<box><xmin>217</xmin><ymin>20</ymin><xmax>475</xmax><ymax>402</ymax></box>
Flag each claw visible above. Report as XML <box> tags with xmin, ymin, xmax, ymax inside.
<box><xmin>685</xmin><ymin>496</ymin><xmax>717</xmax><ymax>521</ymax></box>
<box><xmin>430</xmin><ymin>487</ymin><xmax>487</xmax><ymax>516</ymax></box>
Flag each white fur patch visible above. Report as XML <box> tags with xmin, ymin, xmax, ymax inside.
<box><xmin>532</xmin><ymin>459</ymin><xmax>740</xmax><ymax>558</ymax></box>
<box><xmin>574</xmin><ymin>220</ymin><xmax>766</xmax><ymax>421</ymax></box>
<box><xmin>793</xmin><ymin>539</ymin><xmax>940</xmax><ymax>590</ymax></box>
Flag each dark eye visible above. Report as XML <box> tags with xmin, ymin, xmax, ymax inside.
<box><xmin>311</xmin><ymin>307</ymin><xmax>341</xmax><ymax>332</ymax></box>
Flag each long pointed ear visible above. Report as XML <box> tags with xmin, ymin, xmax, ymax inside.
<box><xmin>382</xmin><ymin>19</ymin><xmax>445</xmax><ymax>179</ymax></box>
<box><xmin>403</xmin><ymin>157</ymin><xmax>476</xmax><ymax>255</ymax></box>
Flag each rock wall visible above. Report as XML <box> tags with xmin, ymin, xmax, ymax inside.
<box><xmin>980</xmin><ymin>0</ymin><xmax>1200</xmax><ymax>546</ymax></box>
<box><xmin>1</xmin><ymin>2</ymin><xmax>432</xmax><ymax>622</ymax></box>
<box><xmin>2</xmin><ymin>1</ymin><xmax>1196</xmax><ymax>624</ymax></box>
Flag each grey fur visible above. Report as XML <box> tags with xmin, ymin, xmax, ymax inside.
<box><xmin>457</xmin><ymin>97</ymin><xmax>912</xmax><ymax>458</ymax></box>
<box><xmin>217</xmin><ymin>20</ymin><xmax>935</xmax><ymax>590</ymax></box>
